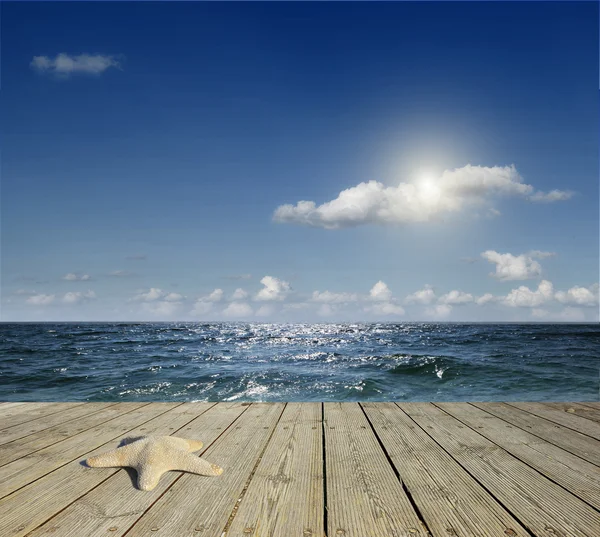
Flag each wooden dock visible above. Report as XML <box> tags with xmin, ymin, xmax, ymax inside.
<box><xmin>0</xmin><ymin>401</ymin><xmax>599</xmax><ymax>537</ymax></box>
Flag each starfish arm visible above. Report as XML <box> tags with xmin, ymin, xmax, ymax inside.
<box><xmin>86</xmin><ymin>447</ymin><xmax>128</xmax><ymax>468</ymax></box>
<box><xmin>136</xmin><ymin>463</ymin><xmax>167</xmax><ymax>491</ymax></box>
<box><xmin>183</xmin><ymin>439</ymin><xmax>204</xmax><ymax>452</ymax></box>
<box><xmin>173</xmin><ymin>451</ymin><xmax>223</xmax><ymax>476</ymax></box>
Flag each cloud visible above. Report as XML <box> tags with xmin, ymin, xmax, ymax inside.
<box><xmin>555</xmin><ymin>284</ymin><xmax>599</xmax><ymax>307</ymax></box>
<box><xmin>164</xmin><ymin>292</ymin><xmax>184</xmax><ymax>302</ymax></box>
<box><xmin>223</xmin><ymin>274</ymin><xmax>252</xmax><ymax>280</ymax></box>
<box><xmin>369</xmin><ymin>281</ymin><xmax>392</xmax><ymax>302</ymax></box>
<box><xmin>476</xmin><ymin>293</ymin><xmax>496</xmax><ymax>306</ymax></box>
<box><xmin>365</xmin><ymin>302</ymin><xmax>405</xmax><ymax>316</ymax></box>
<box><xmin>405</xmin><ymin>285</ymin><xmax>436</xmax><ymax>305</ymax></box>
<box><xmin>63</xmin><ymin>290</ymin><xmax>96</xmax><ymax>304</ymax></box>
<box><xmin>14</xmin><ymin>289</ymin><xmax>37</xmax><ymax>296</ymax></box>
<box><xmin>255</xmin><ymin>304</ymin><xmax>275</xmax><ymax>317</ymax></box>
<box><xmin>26</xmin><ymin>294</ymin><xmax>55</xmax><ymax>306</ymax></box>
<box><xmin>63</xmin><ymin>273</ymin><xmax>91</xmax><ymax>281</ymax></box>
<box><xmin>481</xmin><ymin>251</ymin><xmax>544</xmax><ymax>281</ymax></box>
<box><xmin>531</xmin><ymin>308</ymin><xmax>549</xmax><ymax>319</ymax></box>
<box><xmin>222</xmin><ymin>302</ymin><xmax>253</xmax><ymax>318</ymax></box>
<box><xmin>206</xmin><ymin>289</ymin><xmax>224</xmax><ymax>302</ymax></box>
<box><xmin>190</xmin><ymin>288</ymin><xmax>224</xmax><ymax>316</ymax></box>
<box><xmin>425</xmin><ymin>304</ymin><xmax>453</xmax><ymax>319</ymax></box>
<box><xmin>109</xmin><ymin>270</ymin><xmax>134</xmax><ymax>277</ymax></box>
<box><xmin>255</xmin><ymin>276</ymin><xmax>291</xmax><ymax>301</ymax></box>
<box><xmin>438</xmin><ymin>290</ymin><xmax>473</xmax><ymax>305</ymax></box>
<box><xmin>529</xmin><ymin>190</ymin><xmax>574</xmax><ymax>203</ymax></box>
<box><xmin>273</xmin><ymin>164</ymin><xmax>572</xmax><ymax>229</ymax></box>
<box><xmin>502</xmin><ymin>280</ymin><xmax>554</xmax><ymax>308</ymax></box>
<box><xmin>31</xmin><ymin>53</ymin><xmax>121</xmax><ymax>77</ymax></box>
<box><xmin>133</xmin><ymin>288</ymin><xmax>165</xmax><ymax>302</ymax></box>
<box><xmin>557</xmin><ymin>307</ymin><xmax>586</xmax><ymax>322</ymax></box>
<box><xmin>231</xmin><ymin>288</ymin><xmax>249</xmax><ymax>301</ymax></box>
<box><xmin>141</xmin><ymin>301</ymin><xmax>182</xmax><ymax>318</ymax></box>
<box><xmin>312</xmin><ymin>290</ymin><xmax>358</xmax><ymax>303</ymax></box>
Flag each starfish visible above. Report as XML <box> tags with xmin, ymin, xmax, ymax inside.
<box><xmin>85</xmin><ymin>435</ymin><xmax>223</xmax><ymax>491</ymax></box>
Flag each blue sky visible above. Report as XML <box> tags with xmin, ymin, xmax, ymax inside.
<box><xmin>1</xmin><ymin>1</ymin><xmax>598</xmax><ymax>322</ymax></box>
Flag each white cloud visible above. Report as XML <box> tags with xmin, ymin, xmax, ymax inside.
<box><xmin>529</xmin><ymin>190</ymin><xmax>574</xmax><ymax>203</ymax></box>
<box><xmin>369</xmin><ymin>281</ymin><xmax>392</xmax><ymax>302</ymax></box>
<box><xmin>141</xmin><ymin>301</ymin><xmax>181</xmax><ymax>318</ymax></box>
<box><xmin>222</xmin><ymin>302</ymin><xmax>253</xmax><ymax>318</ymax></box>
<box><xmin>365</xmin><ymin>302</ymin><xmax>405</xmax><ymax>316</ymax></box>
<box><xmin>255</xmin><ymin>276</ymin><xmax>291</xmax><ymax>301</ymax></box>
<box><xmin>531</xmin><ymin>308</ymin><xmax>549</xmax><ymax>319</ymax></box>
<box><xmin>189</xmin><ymin>288</ymin><xmax>224</xmax><ymax>317</ymax></box>
<box><xmin>133</xmin><ymin>288</ymin><xmax>164</xmax><ymax>302</ymax></box>
<box><xmin>63</xmin><ymin>290</ymin><xmax>96</xmax><ymax>304</ymax></box>
<box><xmin>273</xmin><ymin>164</ymin><xmax>572</xmax><ymax>229</ymax></box>
<box><xmin>63</xmin><ymin>273</ymin><xmax>91</xmax><ymax>281</ymax></box>
<box><xmin>312</xmin><ymin>290</ymin><xmax>358</xmax><ymax>303</ymax></box>
<box><xmin>502</xmin><ymin>280</ymin><xmax>554</xmax><ymax>308</ymax></box>
<box><xmin>425</xmin><ymin>304</ymin><xmax>453</xmax><ymax>319</ymax></box>
<box><xmin>555</xmin><ymin>284</ymin><xmax>599</xmax><ymax>307</ymax></box>
<box><xmin>476</xmin><ymin>293</ymin><xmax>496</xmax><ymax>306</ymax></box>
<box><xmin>405</xmin><ymin>285</ymin><xmax>436</xmax><ymax>305</ymax></box>
<box><xmin>26</xmin><ymin>294</ymin><xmax>55</xmax><ymax>306</ymax></box>
<box><xmin>558</xmin><ymin>307</ymin><xmax>586</xmax><ymax>322</ymax></box>
<box><xmin>206</xmin><ymin>289</ymin><xmax>224</xmax><ymax>302</ymax></box>
<box><xmin>231</xmin><ymin>288</ymin><xmax>248</xmax><ymax>301</ymax></box>
<box><xmin>317</xmin><ymin>304</ymin><xmax>335</xmax><ymax>317</ymax></box>
<box><xmin>191</xmin><ymin>301</ymin><xmax>213</xmax><ymax>316</ymax></box>
<box><xmin>164</xmin><ymin>292</ymin><xmax>184</xmax><ymax>302</ymax></box>
<box><xmin>255</xmin><ymin>304</ymin><xmax>275</xmax><ymax>317</ymax></box>
<box><xmin>481</xmin><ymin>251</ymin><xmax>543</xmax><ymax>281</ymax></box>
<box><xmin>109</xmin><ymin>270</ymin><xmax>133</xmax><ymax>277</ymax></box>
<box><xmin>14</xmin><ymin>289</ymin><xmax>37</xmax><ymax>296</ymax></box>
<box><xmin>31</xmin><ymin>53</ymin><xmax>121</xmax><ymax>77</ymax></box>
<box><xmin>438</xmin><ymin>290</ymin><xmax>473</xmax><ymax>305</ymax></box>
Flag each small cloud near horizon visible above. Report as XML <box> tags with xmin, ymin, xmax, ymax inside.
<box><xmin>31</xmin><ymin>53</ymin><xmax>122</xmax><ymax>77</ymax></box>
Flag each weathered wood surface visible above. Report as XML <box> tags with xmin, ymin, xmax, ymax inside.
<box><xmin>472</xmin><ymin>402</ymin><xmax>600</xmax><ymax>466</ymax></box>
<box><xmin>0</xmin><ymin>401</ymin><xmax>598</xmax><ymax>537</ymax></box>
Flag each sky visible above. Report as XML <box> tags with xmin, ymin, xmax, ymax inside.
<box><xmin>1</xmin><ymin>1</ymin><xmax>598</xmax><ymax>323</ymax></box>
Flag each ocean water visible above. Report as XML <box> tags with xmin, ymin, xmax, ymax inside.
<box><xmin>0</xmin><ymin>323</ymin><xmax>598</xmax><ymax>402</ymax></box>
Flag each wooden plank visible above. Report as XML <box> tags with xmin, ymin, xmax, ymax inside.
<box><xmin>363</xmin><ymin>402</ymin><xmax>529</xmax><ymax>537</ymax></box>
<box><xmin>324</xmin><ymin>402</ymin><xmax>426</xmax><ymax>537</ymax></box>
<box><xmin>580</xmin><ymin>402</ymin><xmax>600</xmax><ymax>409</ymax></box>
<box><xmin>508</xmin><ymin>402</ymin><xmax>600</xmax><ymax>440</ymax></box>
<box><xmin>224</xmin><ymin>403</ymin><xmax>323</xmax><ymax>537</ymax></box>
<box><xmin>543</xmin><ymin>402</ymin><xmax>600</xmax><ymax>424</ymax></box>
<box><xmin>0</xmin><ymin>403</ymin><xmax>85</xmax><ymax>429</ymax></box>
<box><xmin>438</xmin><ymin>402</ymin><xmax>600</xmax><ymax>510</ymax></box>
<box><xmin>473</xmin><ymin>402</ymin><xmax>600</xmax><ymax>466</ymax></box>
<box><xmin>124</xmin><ymin>403</ymin><xmax>285</xmax><ymax>537</ymax></box>
<box><xmin>0</xmin><ymin>403</ymin><xmax>118</xmax><ymax>461</ymax></box>
<box><xmin>0</xmin><ymin>403</ymin><xmax>209</xmax><ymax>537</ymax></box>
<box><xmin>0</xmin><ymin>402</ymin><xmax>155</xmax><ymax>498</ymax></box>
<box><xmin>27</xmin><ymin>403</ymin><xmax>251</xmax><ymax>537</ymax></box>
<box><xmin>400</xmin><ymin>403</ymin><xmax>600</xmax><ymax>537</ymax></box>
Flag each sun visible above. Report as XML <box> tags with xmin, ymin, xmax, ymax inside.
<box><xmin>417</xmin><ymin>174</ymin><xmax>441</xmax><ymax>205</ymax></box>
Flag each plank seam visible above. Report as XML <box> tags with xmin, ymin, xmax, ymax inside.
<box><xmin>436</xmin><ymin>403</ymin><xmax>600</xmax><ymax>515</ymax></box>
<box><xmin>219</xmin><ymin>402</ymin><xmax>288</xmax><ymax>537</ymax></box>
<box><xmin>322</xmin><ymin>402</ymin><xmax>328</xmax><ymax>537</ymax></box>
<box><xmin>358</xmin><ymin>403</ymin><xmax>432</xmax><ymax>537</ymax></box>
<box><xmin>394</xmin><ymin>403</ymin><xmax>538</xmax><ymax>537</ymax></box>
<box><xmin>503</xmin><ymin>402</ymin><xmax>600</xmax><ymax>441</ymax></box>
<box><xmin>474</xmin><ymin>403</ymin><xmax>600</xmax><ymax>468</ymax></box>
<box><xmin>0</xmin><ymin>403</ymin><xmax>122</xmax><ymax>448</ymax></box>
<box><xmin>0</xmin><ymin>402</ymin><xmax>162</xmax><ymax>501</ymax></box>
<box><xmin>0</xmin><ymin>403</ymin><xmax>90</xmax><ymax>430</ymax></box>
<box><xmin>118</xmin><ymin>402</ymin><xmax>254</xmax><ymax>537</ymax></box>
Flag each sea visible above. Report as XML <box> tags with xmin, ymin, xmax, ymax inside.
<box><xmin>0</xmin><ymin>323</ymin><xmax>598</xmax><ymax>402</ymax></box>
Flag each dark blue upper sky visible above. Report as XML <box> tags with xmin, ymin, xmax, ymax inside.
<box><xmin>2</xmin><ymin>1</ymin><xmax>598</xmax><ymax>321</ymax></box>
